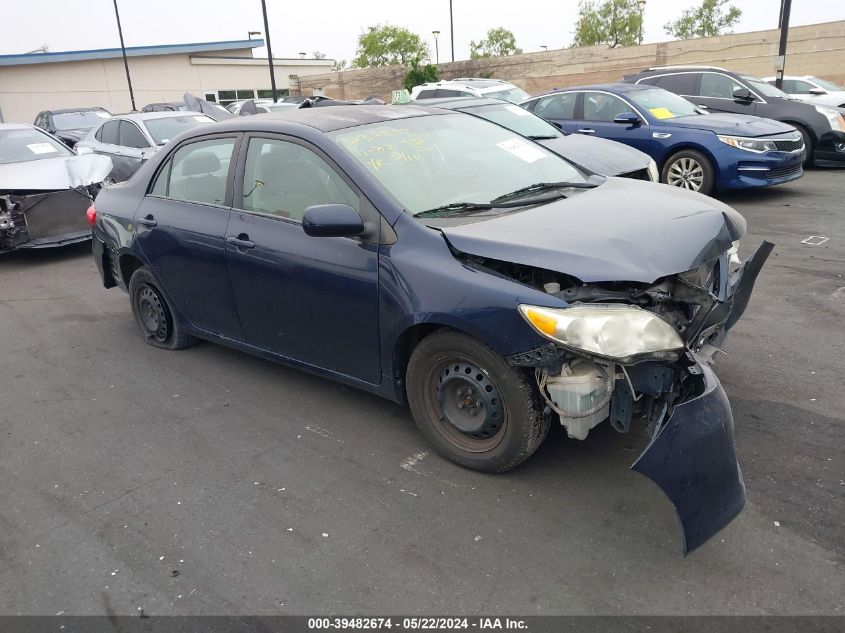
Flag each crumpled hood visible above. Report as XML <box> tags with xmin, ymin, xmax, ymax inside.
<box><xmin>667</xmin><ymin>113</ymin><xmax>796</xmax><ymax>137</ymax></box>
<box><xmin>0</xmin><ymin>153</ymin><xmax>113</xmax><ymax>191</ymax></box>
<box><xmin>55</xmin><ymin>128</ymin><xmax>89</xmax><ymax>142</ymax></box>
<box><xmin>538</xmin><ymin>134</ymin><xmax>651</xmax><ymax>176</ymax></box>
<box><xmin>439</xmin><ymin>177</ymin><xmax>747</xmax><ymax>284</ymax></box>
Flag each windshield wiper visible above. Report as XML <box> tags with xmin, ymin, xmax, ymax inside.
<box><xmin>415</xmin><ymin>202</ymin><xmax>494</xmax><ymax>218</ymax></box>
<box><xmin>490</xmin><ymin>181</ymin><xmax>598</xmax><ymax>204</ymax></box>
<box><xmin>526</xmin><ymin>135</ymin><xmax>559</xmax><ymax>140</ymax></box>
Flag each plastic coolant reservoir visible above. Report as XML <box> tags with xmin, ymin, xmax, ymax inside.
<box><xmin>545</xmin><ymin>360</ymin><xmax>611</xmax><ymax>440</ymax></box>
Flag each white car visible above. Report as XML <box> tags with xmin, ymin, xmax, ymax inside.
<box><xmin>762</xmin><ymin>75</ymin><xmax>845</xmax><ymax>109</ymax></box>
<box><xmin>410</xmin><ymin>78</ymin><xmax>529</xmax><ymax>104</ymax></box>
<box><xmin>226</xmin><ymin>99</ymin><xmax>299</xmax><ymax>114</ymax></box>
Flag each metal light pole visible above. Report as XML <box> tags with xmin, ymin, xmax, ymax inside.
<box><xmin>637</xmin><ymin>0</ymin><xmax>646</xmax><ymax>46</ymax></box>
<box><xmin>540</xmin><ymin>45</ymin><xmax>548</xmax><ymax>52</ymax></box>
<box><xmin>112</xmin><ymin>0</ymin><xmax>135</xmax><ymax>111</ymax></box>
<box><xmin>449</xmin><ymin>0</ymin><xmax>455</xmax><ymax>61</ymax></box>
<box><xmin>775</xmin><ymin>0</ymin><xmax>792</xmax><ymax>89</ymax></box>
<box><xmin>260</xmin><ymin>0</ymin><xmax>278</xmax><ymax>102</ymax></box>
<box><xmin>432</xmin><ymin>30</ymin><xmax>440</xmax><ymax>64</ymax></box>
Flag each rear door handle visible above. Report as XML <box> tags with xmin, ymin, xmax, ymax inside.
<box><xmin>577</xmin><ymin>128</ymin><xmax>595</xmax><ymax>134</ymax></box>
<box><xmin>226</xmin><ymin>235</ymin><xmax>255</xmax><ymax>250</ymax></box>
<box><xmin>137</xmin><ymin>216</ymin><xmax>157</xmax><ymax>228</ymax></box>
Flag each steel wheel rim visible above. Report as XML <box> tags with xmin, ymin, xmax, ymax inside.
<box><xmin>422</xmin><ymin>356</ymin><xmax>508</xmax><ymax>453</ymax></box>
<box><xmin>136</xmin><ymin>284</ymin><xmax>169</xmax><ymax>343</ymax></box>
<box><xmin>667</xmin><ymin>157</ymin><xmax>704</xmax><ymax>191</ymax></box>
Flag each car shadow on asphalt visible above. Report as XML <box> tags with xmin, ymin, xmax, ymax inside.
<box><xmin>1</xmin><ymin>240</ymin><xmax>92</xmax><ymax>266</ymax></box>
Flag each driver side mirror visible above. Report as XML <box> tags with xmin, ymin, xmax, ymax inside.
<box><xmin>808</xmin><ymin>87</ymin><xmax>827</xmax><ymax>96</ymax></box>
<box><xmin>732</xmin><ymin>88</ymin><xmax>755</xmax><ymax>102</ymax></box>
<box><xmin>549</xmin><ymin>121</ymin><xmax>564</xmax><ymax>131</ymax></box>
<box><xmin>302</xmin><ymin>204</ymin><xmax>365</xmax><ymax>238</ymax></box>
<box><xmin>613</xmin><ymin>112</ymin><xmax>642</xmax><ymax>126</ymax></box>
<box><xmin>75</xmin><ymin>146</ymin><xmax>93</xmax><ymax>155</ymax></box>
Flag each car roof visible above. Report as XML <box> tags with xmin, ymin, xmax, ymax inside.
<box><xmin>409</xmin><ymin>96</ymin><xmax>511</xmax><ymax>109</ymax></box>
<box><xmin>197</xmin><ymin>104</ymin><xmax>447</xmax><ymax>134</ymax></box>
<box><xmin>418</xmin><ymin>79</ymin><xmax>513</xmax><ymax>89</ymax></box>
<box><xmin>0</xmin><ymin>122</ymin><xmax>35</xmax><ymax>131</ymax></box>
<box><xmin>529</xmin><ymin>83</ymin><xmax>651</xmax><ymax>99</ymax></box>
<box><xmin>116</xmin><ymin>111</ymin><xmax>206</xmax><ymax>123</ymax></box>
<box><xmin>46</xmin><ymin>107</ymin><xmax>110</xmax><ymax>114</ymax></box>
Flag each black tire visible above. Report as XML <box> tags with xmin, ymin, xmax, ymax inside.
<box><xmin>792</xmin><ymin>124</ymin><xmax>814</xmax><ymax>165</ymax></box>
<box><xmin>661</xmin><ymin>149</ymin><xmax>715</xmax><ymax>195</ymax></box>
<box><xmin>406</xmin><ymin>330</ymin><xmax>550</xmax><ymax>473</ymax></box>
<box><xmin>128</xmin><ymin>266</ymin><xmax>197</xmax><ymax>350</ymax></box>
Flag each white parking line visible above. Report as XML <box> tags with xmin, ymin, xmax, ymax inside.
<box><xmin>800</xmin><ymin>235</ymin><xmax>830</xmax><ymax>246</ymax></box>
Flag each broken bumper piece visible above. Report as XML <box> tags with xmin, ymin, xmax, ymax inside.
<box><xmin>632</xmin><ymin>361</ymin><xmax>744</xmax><ymax>555</ymax></box>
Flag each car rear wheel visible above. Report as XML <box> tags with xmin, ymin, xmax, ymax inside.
<box><xmin>406</xmin><ymin>330</ymin><xmax>549</xmax><ymax>473</ymax></box>
<box><xmin>128</xmin><ymin>267</ymin><xmax>197</xmax><ymax>350</ymax></box>
<box><xmin>662</xmin><ymin>149</ymin><xmax>714</xmax><ymax>195</ymax></box>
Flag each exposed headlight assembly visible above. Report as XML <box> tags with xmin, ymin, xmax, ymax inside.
<box><xmin>814</xmin><ymin>105</ymin><xmax>845</xmax><ymax>132</ymax></box>
<box><xmin>518</xmin><ymin>304</ymin><xmax>685</xmax><ymax>364</ymax></box>
<box><xmin>717</xmin><ymin>135</ymin><xmax>776</xmax><ymax>153</ymax></box>
<box><xmin>647</xmin><ymin>159</ymin><xmax>659</xmax><ymax>182</ymax></box>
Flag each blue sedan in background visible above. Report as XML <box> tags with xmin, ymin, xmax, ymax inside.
<box><xmin>521</xmin><ymin>83</ymin><xmax>805</xmax><ymax>195</ymax></box>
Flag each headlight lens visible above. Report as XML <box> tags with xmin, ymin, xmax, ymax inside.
<box><xmin>717</xmin><ymin>135</ymin><xmax>776</xmax><ymax>153</ymax></box>
<box><xmin>518</xmin><ymin>304</ymin><xmax>685</xmax><ymax>364</ymax></box>
<box><xmin>814</xmin><ymin>105</ymin><xmax>845</xmax><ymax>132</ymax></box>
<box><xmin>647</xmin><ymin>159</ymin><xmax>659</xmax><ymax>182</ymax></box>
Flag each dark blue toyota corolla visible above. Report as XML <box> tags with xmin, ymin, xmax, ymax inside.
<box><xmin>521</xmin><ymin>83</ymin><xmax>805</xmax><ymax>195</ymax></box>
<box><xmin>90</xmin><ymin>105</ymin><xmax>772</xmax><ymax>554</ymax></box>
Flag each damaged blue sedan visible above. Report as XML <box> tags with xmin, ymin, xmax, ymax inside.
<box><xmin>89</xmin><ymin>106</ymin><xmax>771</xmax><ymax>554</ymax></box>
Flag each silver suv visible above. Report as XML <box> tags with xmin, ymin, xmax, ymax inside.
<box><xmin>410</xmin><ymin>79</ymin><xmax>529</xmax><ymax>104</ymax></box>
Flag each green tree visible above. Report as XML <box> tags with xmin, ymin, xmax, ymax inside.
<box><xmin>572</xmin><ymin>0</ymin><xmax>644</xmax><ymax>48</ymax></box>
<box><xmin>403</xmin><ymin>57</ymin><xmax>439</xmax><ymax>91</ymax></box>
<box><xmin>352</xmin><ymin>24</ymin><xmax>429</xmax><ymax>68</ymax></box>
<box><xmin>664</xmin><ymin>0</ymin><xmax>742</xmax><ymax>39</ymax></box>
<box><xmin>470</xmin><ymin>27</ymin><xmax>523</xmax><ymax>59</ymax></box>
<box><xmin>331</xmin><ymin>59</ymin><xmax>349</xmax><ymax>71</ymax></box>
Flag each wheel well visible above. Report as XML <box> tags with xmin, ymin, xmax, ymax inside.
<box><xmin>781</xmin><ymin>121</ymin><xmax>814</xmax><ymax>144</ymax></box>
<box><xmin>392</xmin><ymin>324</ymin><xmax>449</xmax><ymax>398</ymax></box>
<box><xmin>119</xmin><ymin>254</ymin><xmax>144</xmax><ymax>286</ymax></box>
<box><xmin>659</xmin><ymin>144</ymin><xmax>716</xmax><ymax>173</ymax></box>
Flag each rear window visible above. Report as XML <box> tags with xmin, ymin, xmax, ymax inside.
<box><xmin>415</xmin><ymin>90</ymin><xmax>437</xmax><ymax>100</ymax></box>
<box><xmin>144</xmin><ymin>115</ymin><xmax>214</xmax><ymax>145</ymax></box>
<box><xmin>0</xmin><ymin>127</ymin><xmax>73</xmax><ymax>164</ymax></box>
<box><xmin>653</xmin><ymin>73</ymin><xmax>697</xmax><ymax>95</ymax></box>
<box><xmin>483</xmin><ymin>87</ymin><xmax>531</xmax><ymax>104</ymax></box>
<box><xmin>52</xmin><ymin>110</ymin><xmax>110</xmax><ymax>131</ymax></box>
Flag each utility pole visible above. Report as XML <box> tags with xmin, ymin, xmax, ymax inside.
<box><xmin>112</xmin><ymin>0</ymin><xmax>135</xmax><ymax>111</ymax></box>
<box><xmin>449</xmin><ymin>0</ymin><xmax>455</xmax><ymax>62</ymax></box>
<box><xmin>432</xmin><ymin>31</ymin><xmax>440</xmax><ymax>64</ymax></box>
<box><xmin>775</xmin><ymin>0</ymin><xmax>792</xmax><ymax>89</ymax></box>
<box><xmin>260</xmin><ymin>0</ymin><xmax>278</xmax><ymax>102</ymax></box>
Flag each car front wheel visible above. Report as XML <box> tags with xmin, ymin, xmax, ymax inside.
<box><xmin>128</xmin><ymin>266</ymin><xmax>197</xmax><ymax>350</ymax></box>
<box><xmin>406</xmin><ymin>330</ymin><xmax>550</xmax><ymax>473</ymax></box>
<box><xmin>662</xmin><ymin>149</ymin><xmax>715</xmax><ymax>195</ymax></box>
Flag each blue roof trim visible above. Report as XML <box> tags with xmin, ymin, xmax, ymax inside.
<box><xmin>0</xmin><ymin>39</ymin><xmax>264</xmax><ymax>66</ymax></box>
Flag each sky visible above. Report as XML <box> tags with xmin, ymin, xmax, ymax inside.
<box><xmin>3</xmin><ymin>0</ymin><xmax>843</xmax><ymax>63</ymax></box>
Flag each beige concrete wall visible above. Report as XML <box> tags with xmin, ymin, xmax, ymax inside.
<box><xmin>0</xmin><ymin>49</ymin><xmax>333</xmax><ymax>122</ymax></box>
<box><xmin>299</xmin><ymin>20</ymin><xmax>845</xmax><ymax>101</ymax></box>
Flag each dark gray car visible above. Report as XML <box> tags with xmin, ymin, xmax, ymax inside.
<box><xmin>418</xmin><ymin>97</ymin><xmax>657</xmax><ymax>180</ymax></box>
<box><xmin>77</xmin><ymin>112</ymin><xmax>215</xmax><ymax>182</ymax></box>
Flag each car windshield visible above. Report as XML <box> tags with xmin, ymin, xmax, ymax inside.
<box><xmin>627</xmin><ymin>88</ymin><xmax>701</xmax><ymax>119</ymax></box>
<box><xmin>329</xmin><ymin>113</ymin><xmax>589</xmax><ymax>216</ymax></box>
<box><xmin>0</xmin><ymin>127</ymin><xmax>74</xmax><ymax>164</ymax></box>
<box><xmin>53</xmin><ymin>110</ymin><xmax>110</xmax><ymax>130</ymax></box>
<box><xmin>740</xmin><ymin>75</ymin><xmax>791</xmax><ymax>98</ymax></box>
<box><xmin>143</xmin><ymin>115</ymin><xmax>215</xmax><ymax>145</ymax></box>
<box><xmin>467</xmin><ymin>104</ymin><xmax>562</xmax><ymax>139</ymax></box>
<box><xmin>813</xmin><ymin>78</ymin><xmax>844</xmax><ymax>91</ymax></box>
<box><xmin>484</xmin><ymin>87</ymin><xmax>531</xmax><ymax>104</ymax></box>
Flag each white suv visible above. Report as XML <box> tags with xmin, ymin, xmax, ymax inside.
<box><xmin>761</xmin><ymin>75</ymin><xmax>845</xmax><ymax>109</ymax></box>
<box><xmin>410</xmin><ymin>79</ymin><xmax>530</xmax><ymax>104</ymax></box>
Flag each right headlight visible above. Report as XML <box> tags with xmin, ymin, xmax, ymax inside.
<box><xmin>814</xmin><ymin>105</ymin><xmax>845</xmax><ymax>132</ymax></box>
<box><xmin>518</xmin><ymin>304</ymin><xmax>685</xmax><ymax>364</ymax></box>
<box><xmin>717</xmin><ymin>135</ymin><xmax>776</xmax><ymax>153</ymax></box>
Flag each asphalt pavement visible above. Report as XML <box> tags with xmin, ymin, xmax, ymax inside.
<box><xmin>0</xmin><ymin>169</ymin><xmax>843</xmax><ymax>615</ymax></box>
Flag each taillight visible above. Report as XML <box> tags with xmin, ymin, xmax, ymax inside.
<box><xmin>86</xmin><ymin>204</ymin><xmax>97</xmax><ymax>226</ymax></box>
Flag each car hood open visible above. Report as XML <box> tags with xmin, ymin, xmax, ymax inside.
<box><xmin>666</xmin><ymin>113</ymin><xmax>796</xmax><ymax>137</ymax></box>
<box><xmin>438</xmin><ymin>177</ymin><xmax>747</xmax><ymax>284</ymax></box>
<box><xmin>0</xmin><ymin>153</ymin><xmax>113</xmax><ymax>192</ymax></box>
<box><xmin>538</xmin><ymin>134</ymin><xmax>651</xmax><ymax>176</ymax></box>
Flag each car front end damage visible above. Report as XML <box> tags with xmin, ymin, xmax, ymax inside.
<box><xmin>479</xmin><ymin>239</ymin><xmax>772</xmax><ymax>554</ymax></box>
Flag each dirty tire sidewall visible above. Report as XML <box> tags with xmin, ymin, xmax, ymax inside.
<box><xmin>128</xmin><ymin>266</ymin><xmax>197</xmax><ymax>351</ymax></box>
<box><xmin>661</xmin><ymin>148</ymin><xmax>715</xmax><ymax>196</ymax></box>
<box><xmin>406</xmin><ymin>330</ymin><xmax>549</xmax><ymax>473</ymax></box>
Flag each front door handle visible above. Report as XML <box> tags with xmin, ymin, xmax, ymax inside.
<box><xmin>137</xmin><ymin>215</ymin><xmax>157</xmax><ymax>228</ymax></box>
<box><xmin>226</xmin><ymin>235</ymin><xmax>255</xmax><ymax>250</ymax></box>
<box><xmin>577</xmin><ymin>128</ymin><xmax>595</xmax><ymax>134</ymax></box>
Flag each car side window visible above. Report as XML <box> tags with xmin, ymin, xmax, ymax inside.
<box><xmin>533</xmin><ymin>93</ymin><xmax>577</xmax><ymax>119</ymax></box>
<box><xmin>655</xmin><ymin>73</ymin><xmax>696</xmax><ymax>95</ymax></box>
<box><xmin>119</xmin><ymin>121</ymin><xmax>150</xmax><ymax>148</ymax></box>
<box><xmin>100</xmin><ymin>120</ymin><xmax>120</xmax><ymax>145</ymax></box>
<box><xmin>416</xmin><ymin>90</ymin><xmax>436</xmax><ymax>99</ymax></box>
<box><xmin>698</xmin><ymin>73</ymin><xmax>744</xmax><ymax>99</ymax></box>
<box><xmin>165</xmin><ymin>137</ymin><xmax>235</xmax><ymax>206</ymax></box>
<box><xmin>784</xmin><ymin>79</ymin><xmax>812</xmax><ymax>94</ymax></box>
<box><xmin>240</xmin><ymin>137</ymin><xmax>359</xmax><ymax>221</ymax></box>
<box><xmin>583</xmin><ymin>92</ymin><xmax>630</xmax><ymax>122</ymax></box>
